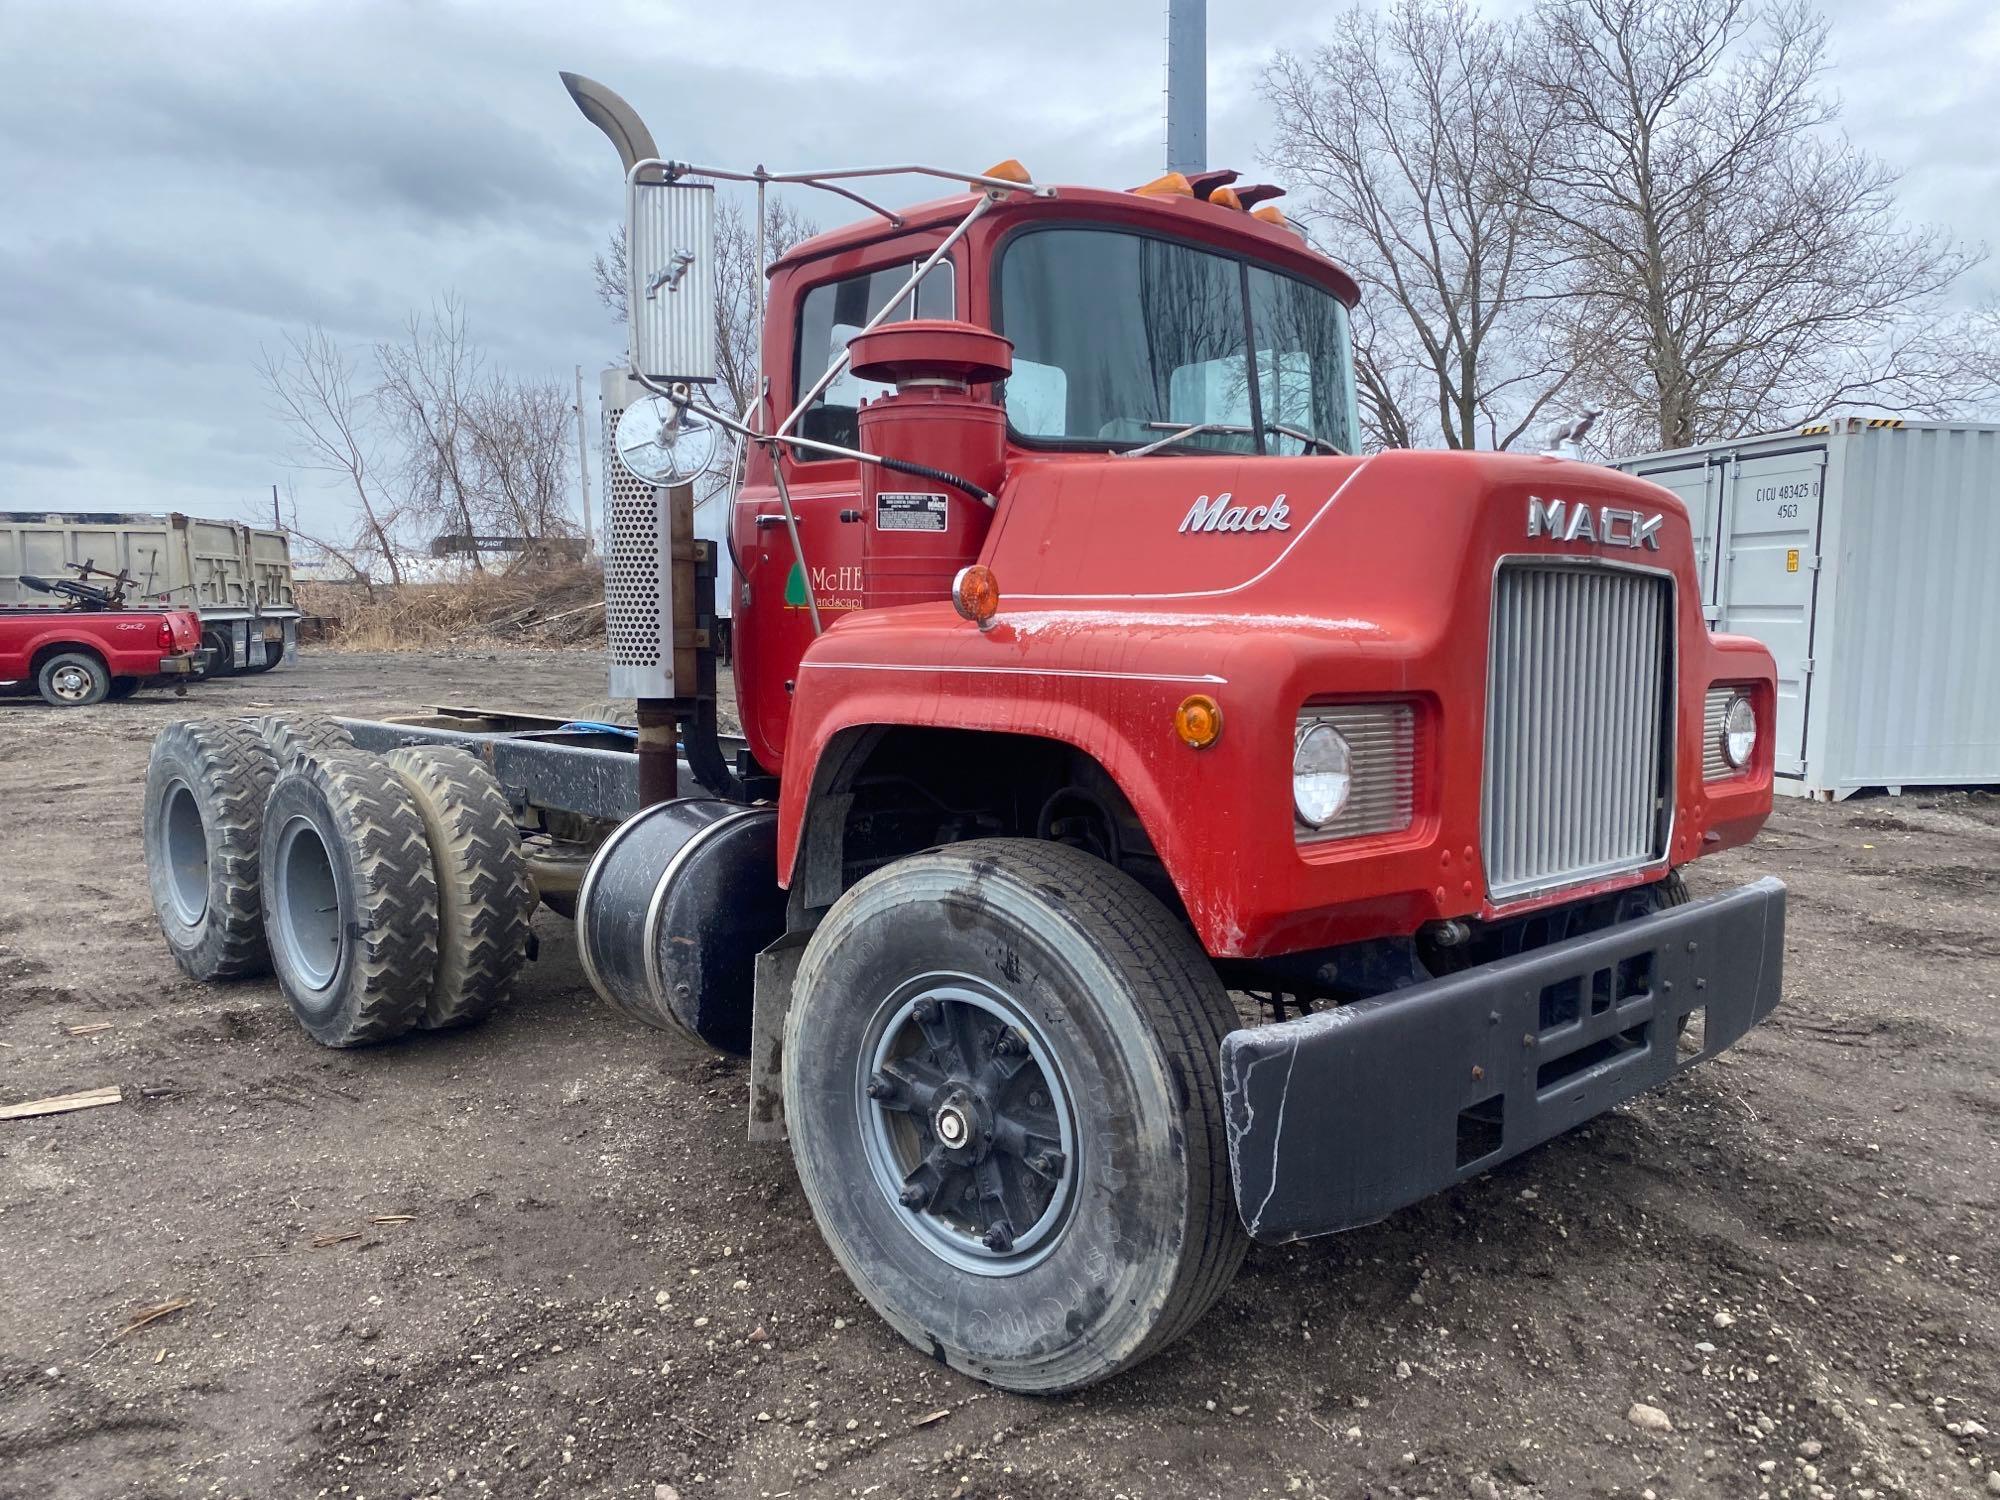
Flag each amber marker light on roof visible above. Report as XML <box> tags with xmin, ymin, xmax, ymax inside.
<box><xmin>1175</xmin><ymin>694</ymin><xmax>1223</xmax><ymax>749</ymax></box>
<box><xmin>981</xmin><ymin>158</ymin><xmax>1032</xmax><ymax>184</ymax></box>
<box><xmin>1132</xmin><ymin>171</ymin><xmax>1195</xmax><ymax>199</ymax></box>
<box><xmin>952</xmin><ymin>565</ymin><xmax>1001</xmax><ymax>628</ymax></box>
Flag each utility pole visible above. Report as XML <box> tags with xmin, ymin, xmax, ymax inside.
<box><xmin>573</xmin><ymin>363</ymin><xmax>595</xmax><ymax>556</ymax></box>
<box><xmin>1165</xmin><ymin>0</ymin><xmax>1207</xmax><ymax>174</ymax></box>
<box><xmin>271</xmin><ymin>483</ymin><xmax>281</xmax><ymax>531</ymax></box>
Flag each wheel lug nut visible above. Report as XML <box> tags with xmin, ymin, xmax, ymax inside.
<box><xmin>865</xmin><ymin>1074</ymin><xmax>893</xmax><ymax>1100</ymax></box>
<box><xmin>1031</xmin><ymin>1150</ymin><xmax>1065</xmax><ymax>1176</ymax></box>
<box><xmin>912</xmin><ymin>999</ymin><xmax>939</xmax><ymax>1024</ymax></box>
<box><xmin>982</xmin><ymin>1223</ymin><xmax>1014</xmax><ymax>1252</ymax></box>
<box><xmin>898</xmin><ymin>1184</ymin><xmax>926</xmax><ymax>1208</ymax></box>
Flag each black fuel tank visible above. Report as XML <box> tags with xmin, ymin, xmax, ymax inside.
<box><xmin>576</xmin><ymin>798</ymin><xmax>786</xmax><ymax>1055</ymax></box>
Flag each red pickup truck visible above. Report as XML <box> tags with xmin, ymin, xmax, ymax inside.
<box><xmin>0</xmin><ymin>605</ymin><xmax>205</xmax><ymax>706</ymax></box>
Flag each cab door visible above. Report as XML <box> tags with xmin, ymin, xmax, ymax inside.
<box><xmin>732</xmin><ymin>253</ymin><xmax>956</xmax><ymax>773</ymax></box>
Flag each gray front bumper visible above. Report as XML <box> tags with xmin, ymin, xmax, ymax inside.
<box><xmin>1222</xmin><ymin>876</ymin><xmax>1785</xmax><ymax>1243</ymax></box>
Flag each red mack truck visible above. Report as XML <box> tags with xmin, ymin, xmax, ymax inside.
<box><xmin>139</xmin><ymin>74</ymin><xmax>1784</xmax><ymax>1393</ymax></box>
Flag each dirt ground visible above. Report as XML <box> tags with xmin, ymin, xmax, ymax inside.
<box><xmin>0</xmin><ymin>650</ymin><xmax>1994</xmax><ymax>1500</ymax></box>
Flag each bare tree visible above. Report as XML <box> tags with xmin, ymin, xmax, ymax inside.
<box><xmin>376</xmin><ymin>297</ymin><xmax>487</xmax><ymax>566</ymax></box>
<box><xmin>257</xmin><ymin>326</ymin><xmax>406</xmax><ymax>584</ymax></box>
<box><xmin>466</xmin><ymin>377</ymin><xmax>580</xmax><ymax>549</ymax></box>
<box><xmin>1524</xmin><ymin>0</ymin><xmax>1981</xmax><ymax>450</ymax></box>
<box><xmin>595</xmin><ymin>195</ymin><xmax>818</xmax><ymax>416</ymax></box>
<box><xmin>1263</xmin><ymin>0</ymin><xmax>1571</xmax><ymax>450</ymax></box>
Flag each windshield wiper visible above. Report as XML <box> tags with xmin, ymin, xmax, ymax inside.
<box><xmin>1116</xmin><ymin>420</ymin><xmax>1340</xmax><ymax>459</ymax></box>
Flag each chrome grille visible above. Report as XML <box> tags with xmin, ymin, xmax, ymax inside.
<box><xmin>1483</xmin><ymin>563</ymin><xmax>1673</xmax><ymax>900</ymax></box>
<box><xmin>1296</xmin><ymin>703</ymin><xmax>1415</xmax><ymax>842</ymax></box>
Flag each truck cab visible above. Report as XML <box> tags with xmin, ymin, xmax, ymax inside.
<box><xmin>728</xmin><ymin>178</ymin><xmax>1775</xmax><ymax>958</ymax></box>
<box><xmin>304</xmin><ymin>84</ymin><xmax>1787</xmax><ymax>1396</ymax></box>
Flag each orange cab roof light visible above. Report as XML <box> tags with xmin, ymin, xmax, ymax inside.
<box><xmin>1209</xmin><ymin>185</ymin><xmax>1244</xmax><ymax>211</ymax></box>
<box><xmin>1132</xmin><ymin>171</ymin><xmax>1195</xmax><ymax>199</ymax></box>
<box><xmin>1252</xmin><ymin>204</ymin><xmax>1299</xmax><ymax>236</ymax></box>
<box><xmin>980</xmin><ymin>158</ymin><xmax>1032</xmax><ymax>185</ymax></box>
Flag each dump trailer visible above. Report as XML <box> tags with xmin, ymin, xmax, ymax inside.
<box><xmin>0</xmin><ymin>510</ymin><xmax>299</xmax><ymax>674</ymax></box>
<box><xmin>139</xmin><ymin>74</ymin><xmax>1786</xmax><ymax>1394</ymax></box>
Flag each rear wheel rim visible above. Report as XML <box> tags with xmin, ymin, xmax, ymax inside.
<box><xmin>49</xmin><ymin>665</ymin><xmax>93</xmax><ymax>701</ymax></box>
<box><xmin>274</xmin><ymin>816</ymin><xmax>343</xmax><ymax>991</ymax></box>
<box><xmin>857</xmin><ymin>976</ymin><xmax>1078</xmax><ymax>1277</ymax></box>
<box><xmin>163</xmin><ymin>779</ymin><xmax>209</xmax><ymax>925</ymax></box>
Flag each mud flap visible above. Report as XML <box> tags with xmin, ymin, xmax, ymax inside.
<box><xmin>747</xmin><ymin>929</ymin><xmax>810</xmax><ymax>1143</ymax></box>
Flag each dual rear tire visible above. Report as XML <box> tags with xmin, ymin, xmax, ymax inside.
<box><xmin>142</xmin><ymin>718</ymin><xmax>533</xmax><ymax>1046</ymax></box>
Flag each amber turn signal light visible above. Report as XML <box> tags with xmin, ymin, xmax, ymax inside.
<box><xmin>952</xmin><ymin>565</ymin><xmax>1001</xmax><ymax>628</ymax></box>
<box><xmin>1174</xmin><ymin>694</ymin><xmax>1223</xmax><ymax>749</ymax></box>
<box><xmin>980</xmin><ymin>158</ymin><xmax>1032</xmax><ymax>185</ymax></box>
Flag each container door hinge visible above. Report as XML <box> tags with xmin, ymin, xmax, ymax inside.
<box><xmin>1800</xmin><ymin>658</ymin><xmax>1815</xmax><ymax>676</ymax></box>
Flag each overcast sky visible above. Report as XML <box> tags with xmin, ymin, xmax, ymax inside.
<box><xmin>1</xmin><ymin>0</ymin><xmax>1993</xmax><ymax>539</ymax></box>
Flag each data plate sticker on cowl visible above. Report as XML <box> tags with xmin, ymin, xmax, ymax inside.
<box><xmin>875</xmin><ymin>492</ymin><xmax>949</xmax><ymax>532</ymax></box>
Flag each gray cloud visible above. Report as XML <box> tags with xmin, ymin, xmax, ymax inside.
<box><xmin>0</xmin><ymin>0</ymin><xmax>1991</xmax><ymax>537</ymax></box>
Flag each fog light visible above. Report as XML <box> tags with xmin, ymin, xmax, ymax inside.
<box><xmin>1721</xmin><ymin>694</ymin><xmax>1757</xmax><ymax>769</ymax></box>
<box><xmin>1293</xmin><ymin>721</ymin><xmax>1352</xmax><ymax>827</ymax></box>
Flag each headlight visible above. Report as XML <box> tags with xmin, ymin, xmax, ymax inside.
<box><xmin>1720</xmin><ymin>694</ymin><xmax>1757</xmax><ymax>769</ymax></box>
<box><xmin>1293</xmin><ymin>721</ymin><xmax>1352</xmax><ymax>827</ymax></box>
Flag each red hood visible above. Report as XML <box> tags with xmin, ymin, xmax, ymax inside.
<box><xmin>981</xmin><ymin>449</ymin><xmax>1691</xmax><ymax>618</ymax></box>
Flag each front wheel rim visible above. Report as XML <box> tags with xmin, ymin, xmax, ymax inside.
<box><xmin>857</xmin><ymin>976</ymin><xmax>1078</xmax><ymax>1277</ymax></box>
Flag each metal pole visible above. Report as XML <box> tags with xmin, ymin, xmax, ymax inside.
<box><xmin>1166</xmin><ymin>0</ymin><xmax>1207</xmax><ymax>175</ymax></box>
<box><xmin>573</xmin><ymin>365</ymin><xmax>595</xmax><ymax>556</ymax></box>
<box><xmin>754</xmin><ymin>173</ymin><xmax>767</xmax><ymax>437</ymax></box>
<box><xmin>271</xmin><ymin>483</ymin><xmax>280</xmax><ymax>531</ymax></box>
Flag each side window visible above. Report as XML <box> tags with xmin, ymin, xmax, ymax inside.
<box><xmin>795</xmin><ymin>260</ymin><xmax>956</xmax><ymax>448</ymax></box>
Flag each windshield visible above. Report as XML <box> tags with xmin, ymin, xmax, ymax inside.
<box><xmin>995</xmin><ymin>226</ymin><xmax>1361</xmax><ymax>456</ymax></box>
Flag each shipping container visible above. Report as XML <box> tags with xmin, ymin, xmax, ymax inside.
<box><xmin>1612</xmin><ymin>418</ymin><xmax>2000</xmax><ymax>799</ymax></box>
<box><xmin>0</xmin><ymin>511</ymin><xmax>301</xmax><ymax>673</ymax></box>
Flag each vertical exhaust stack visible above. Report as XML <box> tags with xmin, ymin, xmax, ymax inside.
<box><xmin>559</xmin><ymin>72</ymin><xmax>661</xmax><ymax>178</ymax></box>
<box><xmin>567</xmin><ymin>72</ymin><xmax>744</xmax><ymax>801</ymax></box>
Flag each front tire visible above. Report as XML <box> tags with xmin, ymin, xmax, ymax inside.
<box><xmin>783</xmin><ymin>838</ymin><xmax>1246</xmax><ymax>1393</ymax></box>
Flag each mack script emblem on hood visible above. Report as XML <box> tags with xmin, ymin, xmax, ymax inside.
<box><xmin>1179</xmin><ymin>492</ymin><xmax>1293</xmax><ymax>535</ymax></box>
<box><xmin>1527</xmin><ymin>495</ymin><xmax>1664</xmax><ymax>550</ymax></box>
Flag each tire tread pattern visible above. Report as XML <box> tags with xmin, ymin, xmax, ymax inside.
<box><xmin>245</xmin><ymin>714</ymin><xmax>356</xmax><ymax>770</ymax></box>
<box><xmin>145</xmin><ymin>719</ymin><xmax>278</xmax><ymax>980</ymax></box>
<box><xmin>960</xmin><ymin>839</ymin><xmax>1249</xmax><ymax>1377</ymax></box>
<box><xmin>267</xmin><ymin>752</ymin><xmax>437</xmax><ymax>1047</ymax></box>
<box><xmin>384</xmin><ymin>746</ymin><xmax>535</xmax><ymax>1029</ymax></box>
